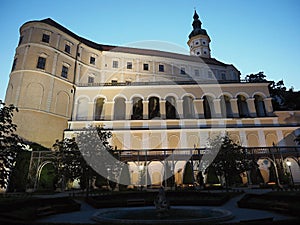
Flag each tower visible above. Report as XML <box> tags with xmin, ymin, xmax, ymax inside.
<box><xmin>187</xmin><ymin>10</ymin><xmax>211</xmax><ymax>58</ymax></box>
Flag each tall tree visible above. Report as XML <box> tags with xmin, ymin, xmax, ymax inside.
<box><xmin>0</xmin><ymin>100</ymin><xmax>22</xmax><ymax>189</ymax></box>
<box><xmin>208</xmin><ymin>134</ymin><xmax>251</xmax><ymax>191</ymax></box>
<box><xmin>182</xmin><ymin>161</ymin><xmax>194</xmax><ymax>185</ymax></box>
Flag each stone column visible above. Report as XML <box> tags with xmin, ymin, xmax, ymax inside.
<box><xmin>125</xmin><ymin>100</ymin><xmax>132</xmax><ymax>120</ymax></box>
<box><xmin>104</xmin><ymin>101</ymin><xmax>114</xmax><ymax>120</ymax></box>
<box><xmin>213</xmin><ymin>99</ymin><xmax>222</xmax><ymax>118</ymax></box>
<box><xmin>230</xmin><ymin>98</ymin><xmax>239</xmax><ymax>118</ymax></box>
<box><xmin>160</xmin><ymin>99</ymin><xmax>166</xmax><ymax>119</ymax></box>
<box><xmin>246</xmin><ymin>98</ymin><xmax>257</xmax><ymax>117</ymax></box>
<box><xmin>264</xmin><ymin>97</ymin><xmax>274</xmax><ymax>116</ymax></box>
<box><xmin>194</xmin><ymin>99</ymin><xmax>204</xmax><ymax>118</ymax></box>
<box><xmin>143</xmin><ymin>100</ymin><xmax>149</xmax><ymax>119</ymax></box>
<box><xmin>176</xmin><ymin>99</ymin><xmax>184</xmax><ymax>119</ymax></box>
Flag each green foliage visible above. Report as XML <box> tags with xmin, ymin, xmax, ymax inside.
<box><xmin>7</xmin><ymin>150</ymin><xmax>31</xmax><ymax>192</ymax></box>
<box><xmin>205</xmin><ymin>166</ymin><xmax>219</xmax><ymax>184</ymax></box>
<box><xmin>38</xmin><ymin>163</ymin><xmax>56</xmax><ymax>190</ymax></box>
<box><xmin>182</xmin><ymin>161</ymin><xmax>194</xmax><ymax>184</ymax></box>
<box><xmin>245</xmin><ymin>71</ymin><xmax>267</xmax><ymax>83</ymax></box>
<box><xmin>0</xmin><ymin>100</ymin><xmax>22</xmax><ymax>189</ymax></box>
<box><xmin>208</xmin><ymin>134</ymin><xmax>251</xmax><ymax>190</ymax></box>
<box><xmin>53</xmin><ymin>125</ymin><xmax>119</xmax><ymax>191</ymax></box>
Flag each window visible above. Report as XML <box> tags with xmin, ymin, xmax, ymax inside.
<box><xmin>88</xmin><ymin>76</ymin><xmax>94</xmax><ymax>84</ymax></box>
<box><xmin>90</xmin><ymin>56</ymin><xmax>95</xmax><ymax>65</ymax></box>
<box><xmin>112</xmin><ymin>60</ymin><xmax>119</xmax><ymax>68</ymax></box>
<box><xmin>196</xmin><ymin>51</ymin><xmax>200</xmax><ymax>55</ymax></box>
<box><xmin>11</xmin><ymin>58</ymin><xmax>17</xmax><ymax>71</ymax></box>
<box><xmin>143</xmin><ymin>63</ymin><xmax>149</xmax><ymax>71</ymax></box>
<box><xmin>61</xmin><ymin>65</ymin><xmax>68</xmax><ymax>78</ymax></box>
<box><xmin>159</xmin><ymin>64</ymin><xmax>164</xmax><ymax>72</ymax></box>
<box><xmin>195</xmin><ymin>69</ymin><xmax>200</xmax><ymax>76</ymax></box>
<box><xmin>42</xmin><ymin>34</ymin><xmax>50</xmax><ymax>43</ymax></box>
<box><xmin>18</xmin><ymin>36</ymin><xmax>23</xmax><ymax>46</ymax></box>
<box><xmin>221</xmin><ymin>73</ymin><xmax>226</xmax><ymax>80</ymax></box>
<box><xmin>64</xmin><ymin>44</ymin><xmax>71</xmax><ymax>53</ymax></box>
<box><xmin>195</xmin><ymin>41</ymin><xmax>199</xmax><ymax>45</ymax></box>
<box><xmin>208</xmin><ymin>71</ymin><xmax>213</xmax><ymax>78</ymax></box>
<box><xmin>204</xmin><ymin>51</ymin><xmax>207</xmax><ymax>55</ymax></box>
<box><xmin>202</xmin><ymin>41</ymin><xmax>206</xmax><ymax>45</ymax></box>
<box><xmin>36</xmin><ymin>56</ymin><xmax>46</xmax><ymax>69</ymax></box>
<box><xmin>180</xmin><ymin>67</ymin><xmax>186</xmax><ymax>75</ymax></box>
<box><xmin>127</xmin><ymin>62</ymin><xmax>132</xmax><ymax>69</ymax></box>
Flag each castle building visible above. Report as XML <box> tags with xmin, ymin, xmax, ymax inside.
<box><xmin>5</xmin><ymin>11</ymin><xmax>300</xmax><ymax>186</ymax></box>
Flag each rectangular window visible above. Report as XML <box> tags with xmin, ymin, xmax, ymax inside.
<box><xmin>42</xmin><ymin>34</ymin><xmax>50</xmax><ymax>43</ymax></box>
<box><xmin>64</xmin><ymin>44</ymin><xmax>71</xmax><ymax>53</ymax></box>
<box><xmin>36</xmin><ymin>57</ymin><xmax>46</xmax><ymax>70</ymax></box>
<box><xmin>208</xmin><ymin>71</ymin><xmax>213</xmax><ymax>78</ymax></box>
<box><xmin>180</xmin><ymin>67</ymin><xmax>186</xmax><ymax>75</ymax></box>
<box><xmin>112</xmin><ymin>60</ymin><xmax>119</xmax><ymax>68</ymax></box>
<box><xmin>143</xmin><ymin>63</ymin><xmax>149</xmax><ymax>71</ymax></box>
<box><xmin>159</xmin><ymin>64</ymin><xmax>164</xmax><ymax>72</ymax></box>
<box><xmin>90</xmin><ymin>56</ymin><xmax>95</xmax><ymax>65</ymax></box>
<box><xmin>11</xmin><ymin>58</ymin><xmax>17</xmax><ymax>71</ymax></box>
<box><xmin>221</xmin><ymin>73</ymin><xmax>226</xmax><ymax>80</ymax></box>
<box><xmin>18</xmin><ymin>36</ymin><xmax>23</xmax><ymax>46</ymax></box>
<box><xmin>61</xmin><ymin>65</ymin><xmax>68</xmax><ymax>78</ymax></box>
<box><xmin>88</xmin><ymin>76</ymin><xmax>94</xmax><ymax>84</ymax></box>
<box><xmin>195</xmin><ymin>69</ymin><xmax>200</xmax><ymax>76</ymax></box>
<box><xmin>127</xmin><ymin>62</ymin><xmax>132</xmax><ymax>69</ymax></box>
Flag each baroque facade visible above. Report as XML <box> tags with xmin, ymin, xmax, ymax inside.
<box><xmin>5</xmin><ymin>11</ymin><xmax>300</xmax><ymax>186</ymax></box>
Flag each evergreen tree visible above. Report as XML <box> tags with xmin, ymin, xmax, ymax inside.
<box><xmin>182</xmin><ymin>161</ymin><xmax>194</xmax><ymax>185</ymax></box>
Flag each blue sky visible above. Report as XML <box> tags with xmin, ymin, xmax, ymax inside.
<box><xmin>1</xmin><ymin>0</ymin><xmax>300</xmax><ymax>100</ymax></box>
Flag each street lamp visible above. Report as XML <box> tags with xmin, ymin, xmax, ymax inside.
<box><xmin>286</xmin><ymin>160</ymin><xmax>294</xmax><ymax>186</ymax></box>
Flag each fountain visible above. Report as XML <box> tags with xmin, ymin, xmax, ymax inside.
<box><xmin>92</xmin><ymin>187</ymin><xmax>233</xmax><ymax>224</ymax></box>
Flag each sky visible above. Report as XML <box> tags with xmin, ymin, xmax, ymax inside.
<box><xmin>0</xmin><ymin>0</ymin><xmax>300</xmax><ymax>100</ymax></box>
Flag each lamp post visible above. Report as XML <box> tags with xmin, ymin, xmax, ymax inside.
<box><xmin>286</xmin><ymin>160</ymin><xmax>294</xmax><ymax>186</ymax></box>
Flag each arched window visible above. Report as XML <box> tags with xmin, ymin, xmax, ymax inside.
<box><xmin>132</xmin><ymin>97</ymin><xmax>143</xmax><ymax>120</ymax></box>
<box><xmin>114</xmin><ymin>97</ymin><xmax>126</xmax><ymax>120</ymax></box>
<box><xmin>254</xmin><ymin>95</ymin><xmax>266</xmax><ymax>117</ymax></box>
<box><xmin>95</xmin><ymin>98</ymin><xmax>105</xmax><ymax>120</ymax></box>
<box><xmin>237</xmin><ymin>95</ymin><xmax>249</xmax><ymax>118</ymax></box>
<box><xmin>183</xmin><ymin>96</ymin><xmax>194</xmax><ymax>119</ymax></box>
<box><xmin>220</xmin><ymin>95</ymin><xmax>232</xmax><ymax>118</ymax></box>
<box><xmin>203</xmin><ymin>95</ymin><xmax>214</xmax><ymax>119</ymax></box>
<box><xmin>166</xmin><ymin>96</ymin><xmax>177</xmax><ymax>119</ymax></box>
<box><xmin>149</xmin><ymin>97</ymin><xmax>160</xmax><ymax>119</ymax></box>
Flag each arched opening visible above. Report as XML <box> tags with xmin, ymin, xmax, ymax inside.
<box><xmin>237</xmin><ymin>95</ymin><xmax>249</xmax><ymax>118</ymax></box>
<box><xmin>220</xmin><ymin>95</ymin><xmax>232</xmax><ymax>118</ymax></box>
<box><xmin>203</xmin><ymin>95</ymin><xmax>214</xmax><ymax>119</ymax></box>
<box><xmin>166</xmin><ymin>96</ymin><xmax>177</xmax><ymax>119</ymax></box>
<box><xmin>95</xmin><ymin>98</ymin><xmax>105</xmax><ymax>120</ymax></box>
<box><xmin>148</xmin><ymin>97</ymin><xmax>160</xmax><ymax>119</ymax></box>
<box><xmin>254</xmin><ymin>95</ymin><xmax>266</xmax><ymax>117</ymax></box>
<box><xmin>37</xmin><ymin>163</ymin><xmax>57</xmax><ymax>191</ymax></box>
<box><xmin>76</xmin><ymin>97</ymin><xmax>89</xmax><ymax>120</ymax></box>
<box><xmin>131</xmin><ymin>97</ymin><xmax>143</xmax><ymax>120</ymax></box>
<box><xmin>183</xmin><ymin>96</ymin><xmax>194</xmax><ymax>119</ymax></box>
<box><xmin>114</xmin><ymin>97</ymin><xmax>126</xmax><ymax>120</ymax></box>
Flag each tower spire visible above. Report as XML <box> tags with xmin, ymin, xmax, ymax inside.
<box><xmin>187</xmin><ymin>10</ymin><xmax>211</xmax><ymax>58</ymax></box>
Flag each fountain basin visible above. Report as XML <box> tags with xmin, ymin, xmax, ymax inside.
<box><xmin>92</xmin><ymin>206</ymin><xmax>233</xmax><ymax>224</ymax></box>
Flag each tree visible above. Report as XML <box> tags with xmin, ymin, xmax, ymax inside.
<box><xmin>182</xmin><ymin>161</ymin><xmax>194</xmax><ymax>185</ymax></box>
<box><xmin>245</xmin><ymin>71</ymin><xmax>267</xmax><ymax>83</ymax></box>
<box><xmin>53</xmin><ymin>137</ymin><xmax>87</xmax><ymax>190</ymax></box>
<box><xmin>119</xmin><ymin>162</ymin><xmax>131</xmax><ymax>191</ymax></box>
<box><xmin>0</xmin><ymin>100</ymin><xmax>22</xmax><ymax>189</ymax></box>
<box><xmin>208</xmin><ymin>134</ymin><xmax>251</xmax><ymax>191</ymax></box>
